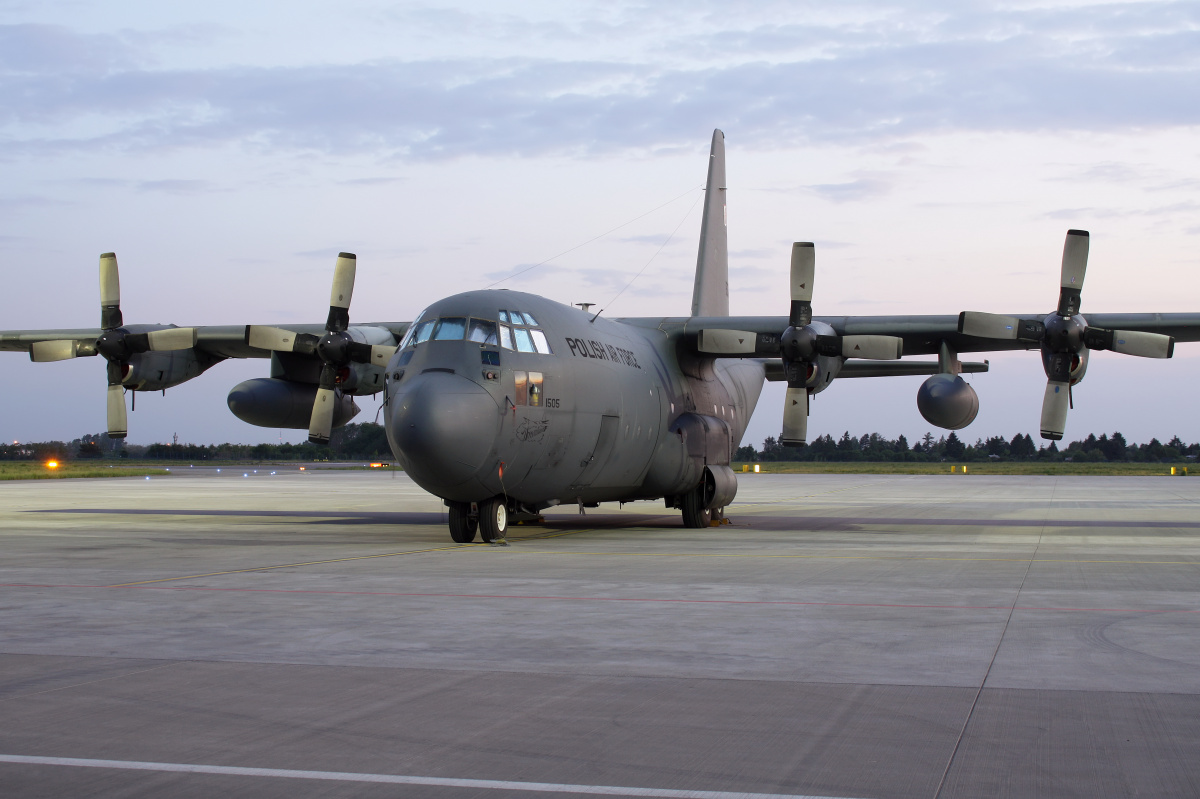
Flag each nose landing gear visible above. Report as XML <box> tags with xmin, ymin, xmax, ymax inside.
<box><xmin>479</xmin><ymin>497</ymin><xmax>508</xmax><ymax>543</ymax></box>
<box><xmin>447</xmin><ymin>502</ymin><xmax>478</xmax><ymax>543</ymax></box>
<box><xmin>445</xmin><ymin>497</ymin><xmax>509</xmax><ymax>543</ymax></box>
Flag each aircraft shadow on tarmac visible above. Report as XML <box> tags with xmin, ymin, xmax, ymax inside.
<box><xmin>27</xmin><ymin>508</ymin><xmax>1200</xmax><ymax>534</ymax></box>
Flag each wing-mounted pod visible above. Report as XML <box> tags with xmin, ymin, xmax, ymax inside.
<box><xmin>959</xmin><ymin>230</ymin><xmax>1174</xmax><ymax>439</ymax></box>
<box><xmin>26</xmin><ymin>253</ymin><xmax>205</xmax><ymax>439</ymax></box>
<box><xmin>917</xmin><ymin>343</ymin><xmax>980</xmax><ymax>430</ymax></box>
<box><xmin>246</xmin><ymin>253</ymin><xmax>397</xmax><ymax>443</ymax></box>
<box><xmin>696</xmin><ymin>243</ymin><xmax>903</xmax><ymax>445</ymax></box>
<box><xmin>227</xmin><ymin>377</ymin><xmax>360</xmax><ymax>430</ymax></box>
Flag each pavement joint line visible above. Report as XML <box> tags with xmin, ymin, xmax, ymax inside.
<box><xmin>0</xmin><ymin>662</ymin><xmax>182</xmax><ymax>705</ymax></box>
<box><xmin>2</xmin><ymin>583</ymin><xmax>1196</xmax><ymax>614</ymax></box>
<box><xmin>104</xmin><ymin>544</ymin><xmax>472</xmax><ymax>587</ymax></box>
<box><xmin>933</xmin><ymin>477</ymin><xmax>1054</xmax><ymax>799</ymax></box>
<box><xmin>0</xmin><ymin>754</ymin><xmax>869</xmax><ymax>798</ymax></box>
<box><xmin>491</xmin><ymin>551</ymin><xmax>1200</xmax><ymax>565</ymax></box>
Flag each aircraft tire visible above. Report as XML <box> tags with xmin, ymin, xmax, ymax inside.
<box><xmin>448</xmin><ymin>502</ymin><xmax>478</xmax><ymax>543</ymax></box>
<box><xmin>680</xmin><ymin>485</ymin><xmax>712</xmax><ymax>528</ymax></box>
<box><xmin>479</xmin><ymin>497</ymin><xmax>508</xmax><ymax>542</ymax></box>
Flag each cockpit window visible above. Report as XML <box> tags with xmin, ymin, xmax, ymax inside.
<box><xmin>497</xmin><ymin>309</ymin><xmax>552</xmax><ymax>354</ymax></box>
<box><xmin>467</xmin><ymin>318</ymin><xmax>498</xmax><ymax>344</ymax></box>
<box><xmin>432</xmin><ymin>317</ymin><xmax>467</xmax><ymax>340</ymax></box>
<box><xmin>530</xmin><ymin>329</ymin><xmax>551</xmax><ymax>354</ymax></box>
<box><xmin>513</xmin><ymin>328</ymin><xmax>535</xmax><ymax>353</ymax></box>
<box><xmin>412</xmin><ymin>319</ymin><xmax>435</xmax><ymax>345</ymax></box>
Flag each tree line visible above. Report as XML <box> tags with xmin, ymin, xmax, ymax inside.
<box><xmin>738</xmin><ymin>431</ymin><xmax>1199</xmax><ymax>463</ymax></box>
<box><xmin>2</xmin><ymin>424</ymin><xmax>1196</xmax><ymax>464</ymax></box>
<box><xmin>0</xmin><ymin>423</ymin><xmax>392</xmax><ymax>462</ymax></box>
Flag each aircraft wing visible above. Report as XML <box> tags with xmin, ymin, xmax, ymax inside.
<box><xmin>640</xmin><ymin>313</ymin><xmax>1200</xmax><ymax>357</ymax></box>
<box><xmin>0</xmin><ymin>323</ymin><xmax>409</xmax><ymax>360</ymax></box>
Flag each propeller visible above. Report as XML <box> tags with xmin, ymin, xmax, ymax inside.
<box><xmin>29</xmin><ymin>252</ymin><xmax>198</xmax><ymax>439</ymax></box>
<box><xmin>246</xmin><ymin>253</ymin><xmax>395</xmax><ymax>444</ymax></box>
<box><xmin>697</xmin><ymin>242</ymin><xmax>904</xmax><ymax>446</ymax></box>
<box><xmin>958</xmin><ymin>230</ymin><xmax>1175</xmax><ymax>440</ymax></box>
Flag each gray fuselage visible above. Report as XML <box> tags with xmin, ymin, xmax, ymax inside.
<box><xmin>383</xmin><ymin>290</ymin><xmax>765</xmax><ymax>509</ymax></box>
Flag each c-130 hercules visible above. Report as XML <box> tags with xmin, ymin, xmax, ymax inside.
<box><xmin>4</xmin><ymin>130</ymin><xmax>1199</xmax><ymax>542</ymax></box>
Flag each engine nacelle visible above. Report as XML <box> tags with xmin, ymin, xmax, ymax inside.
<box><xmin>227</xmin><ymin>378</ymin><xmax>360</xmax><ymax>430</ymax></box>
<box><xmin>122</xmin><ymin>350</ymin><xmax>207</xmax><ymax>391</ymax></box>
<box><xmin>917</xmin><ymin>374</ymin><xmax>979</xmax><ymax>430</ymax></box>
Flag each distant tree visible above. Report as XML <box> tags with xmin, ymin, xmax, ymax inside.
<box><xmin>944</xmin><ymin>431</ymin><xmax>965</xmax><ymax>459</ymax></box>
<box><xmin>734</xmin><ymin>444</ymin><xmax>757</xmax><ymax>461</ymax></box>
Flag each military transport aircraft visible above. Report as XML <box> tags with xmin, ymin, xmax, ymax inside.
<box><xmin>4</xmin><ymin>130</ymin><xmax>1199</xmax><ymax>542</ymax></box>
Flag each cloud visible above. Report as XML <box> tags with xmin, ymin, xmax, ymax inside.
<box><xmin>1</xmin><ymin>6</ymin><xmax>1198</xmax><ymax>160</ymax></box>
<box><xmin>136</xmin><ymin>179</ymin><xmax>215</xmax><ymax>194</ymax></box>
<box><xmin>806</xmin><ymin>175</ymin><xmax>893</xmax><ymax>203</ymax></box>
<box><xmin>616</xmin><ymin>233</ymin><xmax>688</xmax><ymax>245</ymax></box>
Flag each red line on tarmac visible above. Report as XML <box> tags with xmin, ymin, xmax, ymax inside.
<box><xmin>1</xmin><ymin>583</ymin><xmax>1197</xmax><ymax>615</ymax></box>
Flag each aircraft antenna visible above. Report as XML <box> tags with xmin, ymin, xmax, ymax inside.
<box><xmin>485</xmin><ymin>184</ymin><xmax>702</xmax><ymax>289</ymax></box>
<box><xmin>591</xmin><ymin>188</ymin><xmax>703</xmax><ymax>322</ymax></box>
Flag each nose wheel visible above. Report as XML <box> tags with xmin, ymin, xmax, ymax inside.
<box><xmin>448</xmin><ymin>502</ymin><xmax>478</xmax><ymax>543</ymax></box>
<box><xmin>479</xmin><ymin>497</ymin><xmax>509</xmax><ymax>543</ymax></box>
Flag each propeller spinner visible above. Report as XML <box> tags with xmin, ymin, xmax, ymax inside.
<box><xmin>958</xmin><ymin>230</ymin><xmax>1174</xmax><ymax>440</ymax></box>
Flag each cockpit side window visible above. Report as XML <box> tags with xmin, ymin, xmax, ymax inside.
<box><xmin>432</xmin><ymin>317</ymin><xmax>467</xmax><ymax>340</ymax></box>
<box><xmin>411</xmin><ymin>319</ymin><xmax>435</xmax><ymax>345</ymax></box>
<box><xmin>499</xmin><ymin>324</ymin><xmax>514</xmax><ymax>350</ymax></box>
<box><xmin>467</xmin><ymin>318</ymin><xmax>498</xmax><ymax>345</ymax></box>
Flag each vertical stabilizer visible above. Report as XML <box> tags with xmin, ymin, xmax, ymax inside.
<box><xmin>691</xmin><ymin>129</ymin><xmax>728</xmax><ymax>317</ymax></box>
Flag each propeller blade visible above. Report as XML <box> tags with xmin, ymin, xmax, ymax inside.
<box><xmin>106</xmin><ymin>384</ymin><xmax>128</xmax><ymax>439</ymax></box>
<box><xmin>99</xmin><ymin>252</ymin><xmax>122</xmax><ymax>330</ymax></box>
<box><xmin>146</xmin><ymin>327</ymin><xmax>198</xmax><ymax>351</ymax></box>
<box><xmin>1110</xmin><ymin>329</ymin><xmax>1174</xmax><ymax>359</ymax></box>
<box><xmin>30</xmin><ymin>340</ymin><xmax>79</xmax><ymax>362</ymax></box>
<box><xmin>1057</xmin><ymin>229</ymin><xmax>1088</xmax><ymax>316</ymax></box>
<box><xmin>325</xmin><ymin>252</ymin><xmax>356</xmax><ymax>333</ymax></box>
<box><xmin>368</xmin><ymin>344</ymin><xmax>397</xmax><ymax>366</ymax></box>
<box><xmin>247</xmin><ymin>325</ymin><xmax>301</xmax><ymax>352</ymax></box>
<box><xmin>841</xmin><ymin>335</ymin><xmax>903</xmax><ymax>360</ymax></box>
<box><xmin>308</xmin><ymin>387</ymin><xmax>337</xmax><ymax>444</ymax></box>
<box><xmin>697</xmin><ymin>329</ymin><xmax>758</xmax><ymax>354</ymax></box>
<box><xmin>789</xmin><ymin>242</ymin><xmax>815</xmax><ymax>326</ymax></box>
<box><xmin>959</xmin><ymin>311</ymin><xmax>1021</xmax><ymax>340</ymax></box>
<box><xmin>1039</xmin><ymin>379</ymin><xmax>1070</xmax><ymax>440</ymax></box>
<box><xmin>781</xmin><ymin>386</ymin><xmax>808</xmax><ymax>446</ymax></box>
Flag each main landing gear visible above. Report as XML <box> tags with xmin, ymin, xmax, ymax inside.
<box><xmin>446</xmin><ymin>498</ymin><xmax>509</xmax><ymax>543</ymax></box>
<box><xmin>676</xmin><ymin>466</ymin><xmax>737</xmax><ymax>528</ymax></box>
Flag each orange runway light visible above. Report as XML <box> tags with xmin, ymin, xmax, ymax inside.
<box><xmin>370</xmin><ymin>463</ymin><xmax>384</xmax><ymax>468</ymax></box>
<box><xmin>45</xmin><ymin>461</ymin><xmax>59</xmax><ymax>469</ymax></box>
<box><xmin>299</xmin><ymin>467</ymin><xmax>306</xmax><ymax>471</ymax></box>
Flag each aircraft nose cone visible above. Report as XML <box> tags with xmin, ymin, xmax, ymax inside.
<box><xmin>389</xmin><ymin>371</ymin><xmax>500</xmax><ymax>490</ymax></box>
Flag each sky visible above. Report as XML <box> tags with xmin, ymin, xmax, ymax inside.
<box><xmin>2</xmin><ymin>0</ymin><xmax>1198</xmax><ymax>448</ymax></box>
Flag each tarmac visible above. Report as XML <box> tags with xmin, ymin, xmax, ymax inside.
<box><xmin>2</xmin><ymin>468</ymin><xmax>1199</xmax><ymax>798</ymax></box>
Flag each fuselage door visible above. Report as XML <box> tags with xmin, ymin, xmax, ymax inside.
<box><xmin>575</xmin><ymin>414</ymin><xmax>619</xmax><ymax>486</ymax></box>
